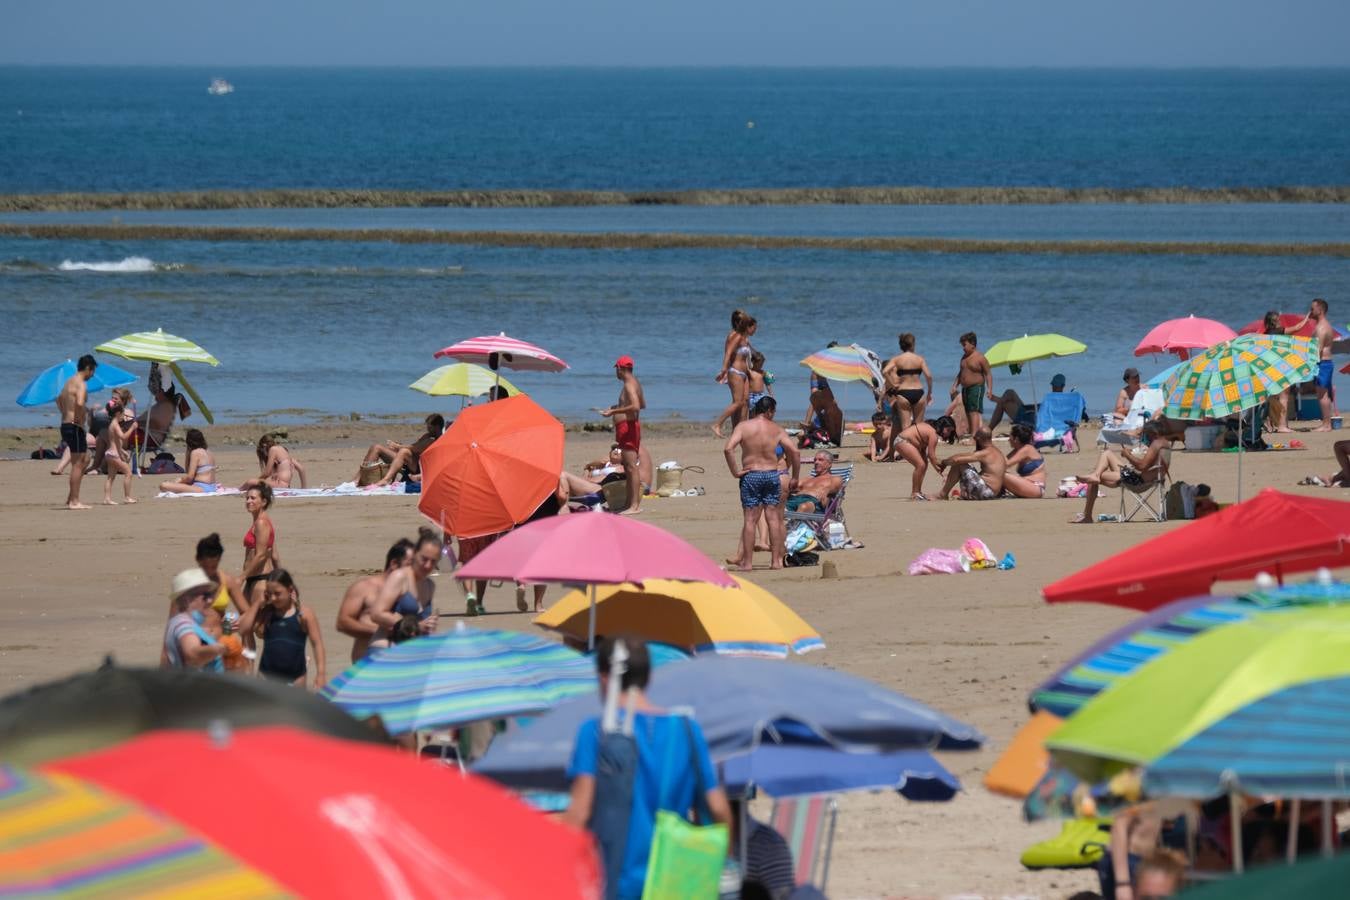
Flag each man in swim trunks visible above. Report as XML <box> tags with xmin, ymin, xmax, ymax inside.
<box><xmin>724</xmin><ymin>396</ymin><xmax>800</xmax><ymax>571</ymax></box>
<box><xmin>1286</xmin><ymin>298</ymin><xmax>1336</xmax><ymax>431</ymax></box>
<box><xmin>335</xmin><ymin>537</ymin><xmax>414</xmax><ymax>662</ymax></box>
<box><xmin>601</xmin><ymin>355</ymin><xmax>646</xmax><ymax>514</ymax></box>
<box><xmin>784</xmin><ymin>451</ymin><xmax>844</xmax><ymax>514</ymax></box>
<box><xmin>935</xmin><ymin>429</ymin><xmax>1006</xmax><ymax>500</ymax></box>
<box><xmin>56</xmin><ymin>354</ymin><xmax>97</xmax><ymax>510</ymax></box>
<box><xmin>950</xmin><ymin>332</ymin><xmax>993</xmax><ymax>437</ymax></box>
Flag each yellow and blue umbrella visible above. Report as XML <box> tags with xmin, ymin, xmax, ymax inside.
<box><xmin>535</xmin><ymin>575</ymin><xmax>824</xmax><ymax>657</ymax></box>
<box><xmin>409</xmin><ymin>363</ymin><xmax>520</xmax><ymax>400</ymax></box>
<box><xmin>15</xmin><ymin>359</ymin><xmax>138</xmax><ymax>408</ymax></box>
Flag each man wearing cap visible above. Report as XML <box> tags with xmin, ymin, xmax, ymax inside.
<box><xmin>162</xmin><ymin>568</ymin><xmax>228</xmax><ymax>670</ymax></box>
<box><xmin>601</xmin><ymin>356</ymin><xmax>646</xmax><ymax>514</ymax></box>
<box><xmin>989</xmin><ymin>373</ymin><xmax>1068</xmax><ymax>430</ymax></box>
<box><xmin>1115</xmin><ymin>368</ymin><xmax>1143</xmax><ymax>421</ymax></box>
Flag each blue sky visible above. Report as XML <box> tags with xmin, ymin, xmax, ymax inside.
<box><xmin>4</xmin><ymin>0</ymin><xmax>1348</xmax><ymax>67</ymax></box>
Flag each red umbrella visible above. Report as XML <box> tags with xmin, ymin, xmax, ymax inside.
<box><xmin>1134</xmin><ymin>315</ymin><xmax>1236</xmax><ymax>360</ymax></box>
<box><xmin>1237</xmin><ymin>312</ymin><xmax>1340</xmax><ymax>340</ymax></box>
<box><xmin>47</xmin><ymin>726</ymin><xmax>600</xmax><ymax>899</ymax></box>
<box><xmin>435</xmin><ymin>333</ymin><xmax>568</xmax><ymax>373</ymax></box>
<box><xmin>1043</xmin><ymin>489</ymin><xmax>1350</xmax><ymax>611</ymax></box>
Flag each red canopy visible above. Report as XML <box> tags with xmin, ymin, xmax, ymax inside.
<box><xmin>1043</xmin><ymin>489</ymin><xmax>1350</xmax><ymax>611</ymax></box>
<box><xmin>1238</xmin><ymin>312</ymin><xmax>1328</xmax><ymax>339</ymax></box>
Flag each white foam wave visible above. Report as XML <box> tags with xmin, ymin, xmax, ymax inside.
<box><xmin>58</xmin><ymin>256</ymin><xmax>157</xmax><ymax>273</ymax></box>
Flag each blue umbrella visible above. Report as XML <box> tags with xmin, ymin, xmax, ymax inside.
<box><xmin>473</xmin><ymin>656</ymin><xmax>983</xmax><ymax>791</ymax></box>
<box><xmin>1143</xmin><ymin>676</ymin><xmax>1350</xmax><ymax>799</ymax></box>
<box><xmin>15</xmin><ymin>359</ymin><xmax>139</xmax><ymax>407</ymax></box>
<box><xmin>721</xmin><ymin>746</ymin><xmax>960</xmax><ymax>801</ymax></box>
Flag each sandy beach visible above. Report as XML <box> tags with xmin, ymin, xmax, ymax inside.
<box><xmin>1</xmin><ymin>419</ymin><xmax>1342</xmax><ymax>898</ymax></box>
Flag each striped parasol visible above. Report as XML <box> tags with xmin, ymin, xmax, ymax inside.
<box><xmin>320</xmin><ymin>624</ymin><xmax>594</xmax><ymax>735</ymax></box>
<box><xmin>409</xmin><ymin>363</ymin><xmax>521</xmax><ymax>400</ymax></box>
<box><xmin>434</xmin><ymin>333</ymin><xmax>567</xmax><ymax>373</ymax></box>
<box><xmin>0</xmin><ymin>764</ymin><xmax>285</xmax><ymax>897</ymax></box>
<box><xmin>95</xmin><ymin>329</ymin><xmax>219</xmax><ymax>366</ymax></box>
<box><xmin>1161</xmin><ymin>333</ymin><xmax>1314</xmax><ymax>420</ymax></box>
<box><xmin>799</xmin><ymin>345</ymin><xmax>876</xmax><ymax>384</ymax></box>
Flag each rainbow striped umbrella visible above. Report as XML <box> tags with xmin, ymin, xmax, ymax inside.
<box><xmin>800</xmin><ymin>345</ymin><xmax>875</xmax><ymax>384</ymax></box>
<box><xmin>1161</xmin><ymin>333</ymin><xmax>1314</xmax><ymax>420</ymax></box>
<box><xmin>0</xmin><ymin>764</ymin><xmax>285</xmax><ymax>898</ymax></box>
<box><xmin>320</xmin><ymin>624</ymin><xmax>594</xmax><ymax>735</ymax></box>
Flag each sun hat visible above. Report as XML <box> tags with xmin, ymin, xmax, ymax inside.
<box><xmin>614</xmin><ymin>355</ymin><xmax>634</xmax><ymax>369</ymax></box>
<box><xmin>1050</xmin><ymin>373</ymin><xmax>1067</xmax><ymax>388</ymax></box>
<box><xmin>1123</xmin><ymin>367</ymin><xmax>1140</xmax><ymax>380</ymax></box>
<box><xmin>170</xmin><ymin>567</ymin><xmax>214</xmax><ymax>600</ymax></box>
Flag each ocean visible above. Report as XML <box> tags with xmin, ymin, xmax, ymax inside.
<box><xmin>2</xmin><ymin>67</ymin><xmax>1348</xmax><ymax>429</ymax></box>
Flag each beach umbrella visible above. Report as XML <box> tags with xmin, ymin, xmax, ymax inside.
<box><xmin>1144</xmin><ymin>358</ymin><xmax>1187</xmax><ymax>389</ymax></box>
<box><xmin>94</xmin><ymin>328</ymin><xmax>220</xmax><ymax>424</ymax></box>
<box><xmin>1045</xmin><ymin>605</ymin><xmax>1350</xmax><ymax>785</ymax></box>
<box><xmin>1179</xmin><ymin>833</ymin><xmax>1350</xmax><ymax>897</ymax></box>
<box><xmin>48</xmin><ymin>726</ymin><xmax>601</xmax><ymax>899</ymax></box>
<box><xmin>0</xmin><ymin>763</ymin><xmax>286</xmax><ymax>897</ymax></box>
<box><xmin>434</xmin><ymin>332</ymin><xmax>567</xmax><ymax>392</ymax></box>
<box><xmin>320</xmin><ymin>624</ymin><xmax>594</xmax><ymax>735</ymax></box>
<box><xmin>1134</xmin><ymin>315</ymin><xmax>1237</xmax><ymax>360</ymax></box>
<box><xmin>800</xmin><ymin>345</ymin><xmax>876</xmax><ymax>385</ymax></box>
<box><xmin>0</xmin><ymin>661</ymin><xmax>383</xmax><ymax>766</ymax></box>
<box><xmin>1042</xmin><ymin>490</ymin><xmax>1350</xmax><ymax>610</ymax></box>
<box><xmin>14</xmin><ymin>358</ymin><xmax>138</xmax><ymax>408</ymax></box>
<box><xmin>983</xmin><ymin>333</ymin><xmax>1087</xmax><ymax>407</ymax></box>
<box><xmin>473</xmin><ymin>656</ymin><xmax>983</xmax><ymax>792</ymax></box>
<box><xmin>409</xmin><ymin>362</ymin><xmax>520</xmax><ymax>405</ymax></box>
<box><xmin>458</xmin><ymin>512</ymin><xmax>734</xmax><ymax>648</ymax></box>
<box><xmin>721</xmin><ymin>746</ymin><xmax>959</xmax><ymax>801</ymax></box>
<box><xmin>417</xmin><ymin>394</ymin><xmax>563</xmax><ymax>539</ymax></box>
<box><xmin>535</xmin><ymin>575</ymin><xmax>824</xmax><ymax>657</ymax></box>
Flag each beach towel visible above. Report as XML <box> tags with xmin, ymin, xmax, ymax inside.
<box><xmin>157</xmin><ymin>481</ymin><xmax>409</xmax><ymax>499</ymax></box>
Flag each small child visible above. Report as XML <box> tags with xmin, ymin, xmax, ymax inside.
<box><xmin>747</xmin><ymin>351</ymin><xmax>772</xmax><ymax>411</ymax></box>
<box><xmin>241</xmin><ymin>569</ymin><xmax>326</xmax><ymax>689</ymax></box>
<box><xmin>192</xmin><ymin>608</ymin><xmax>226</xmax><ymax>674</ymax></box>
<box><xmin>865</xmin><ymin>411</ymin><xmax>894</xmax><ymax>461</ymax></box>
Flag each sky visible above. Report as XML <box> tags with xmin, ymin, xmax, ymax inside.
<box><xmin>4</xmin><ymin>0</ymin><xmax>1349</xmax><ymax>67</ymax></box>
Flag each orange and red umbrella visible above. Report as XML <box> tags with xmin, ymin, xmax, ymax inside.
<box><xmin>418</xmin><ymin>394</ymin><xmax>564</xmax><ymax>539</ymax></box>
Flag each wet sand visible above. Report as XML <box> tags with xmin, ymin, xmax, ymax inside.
<box><xmin>0</xmin><ymin>421</ymin><xmax>1342</xmax><ymax>898</ymax></box>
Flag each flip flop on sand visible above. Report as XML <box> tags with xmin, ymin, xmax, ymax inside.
<box><xmin>912</xmin><ymin>493</ymin><xmax>930</xmax><ymax>501</ymax></box>
<box><xmin>1069</xmin><ymin>513</ymin><xmax>1092</xmax><ymax>524</ymax></box>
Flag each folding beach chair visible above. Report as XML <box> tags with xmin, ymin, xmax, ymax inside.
<box><xmin>1119</xmin><ymin>446</ymin><xmax>1171</xmax><ymax>523</ymax></box>
<box><xmin>1033</xmin><ymin>392</ymin><xmax>1086</xmax><ymax>452</ymax></box>
<box><xmin>783</xmin><ymin>463</ymin><xmax>854</xmax><ymax>546</ymax></box>
<box><xmin>770</xmin><ymin>795</ymin><xmax>839</xmax><ymax>892</ymax></box>
<box><xmin>1098</xmin><ymin>388</ymin><xmax>1165</xmax><ymax>448</ymax></box>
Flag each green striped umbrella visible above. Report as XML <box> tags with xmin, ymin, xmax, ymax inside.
<box><xmin>320</xmin><ymin>624</ymin><xmax>594</xmax><ymax>735</ymax></box>
<box><xmin>1160</xmin><ymin>333</ymin><xmax>1314</xmax><ymax>420</ymax></box>
<box><xmin>95</xmin><ymin>329</ymin><xmax>219</xmax><ymax>424</ymax></box>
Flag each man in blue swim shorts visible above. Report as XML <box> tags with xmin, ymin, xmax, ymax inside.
<box><xmin>724</xmin><ymin>396</ymin><xmax>800</xmax><ymax>571</ymax></box>
<box><xmin>1284</xmin><ymin>298</ymin><xmax>1337</xmax><ymax>431</ymax></box>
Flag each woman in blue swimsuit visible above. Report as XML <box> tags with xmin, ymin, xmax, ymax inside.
<box><xmin>1003</xmin><ymin>423</ymin><xmax>1047</xmax><ymax>498</ymax></box>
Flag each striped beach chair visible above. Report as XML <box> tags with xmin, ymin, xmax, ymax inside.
<box><xmin>784</xmin><ymin>463</ymin><xmax>854</xmax><ymax>547</ymax></box>
<box><xmin>770</xmin><ymin>795</ymin><xmax>838</xmax><ymax>891</ymax></box>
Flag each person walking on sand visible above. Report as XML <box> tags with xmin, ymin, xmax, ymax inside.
<box><xmin>1286</xmin><ymin>298</ymin><xmax>1337</xmax><ymax>431</ymax></box>
<box><xmin>713</xmin><ymin>310</ymin><xmax>757</xmax><ymax>437</ymax></box>
<box><xmin>240</xmin><ymin>484</ymin><xmax>279</xmax><ymax>607</ymax></box>
<box><xmin>600</xmin><ymin>355</ymin><xmax>646</xmax><ymax>514</ymax></box>
<box><xmin>336</xmin><ymin>537</ymin><xmax>414</xmax><ymax>662</ymax></box>
<box><xmin>951</xmin><ymin>332</ymin><xmax>992</xmax><ymax>437</ymax></box>
<box><xmin>882</xmin><ymin>332</ymin><xmax>934</xmax><ymax>432</ymax></box>
<box><xmin>101</xmin><ymin>400</ymin><xmax>137</xmax><ymax>505</ymax></box>
<box><xmin>56</xmin><ymin>354</ymin><xmax>98</xmax><ymax>509</ymax></box>
<box><xmin>724</xmin><ymin>396</ymin><xmax>800</xmax><ymax>570</ymax></box>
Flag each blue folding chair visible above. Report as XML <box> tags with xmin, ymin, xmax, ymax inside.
<box><xmin>1034</xmin><ymin>392</ymin><xmax>1086</xmax><ymax>452</ymax></box>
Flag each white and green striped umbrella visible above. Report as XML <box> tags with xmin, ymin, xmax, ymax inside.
<box><xmin>95</xmin><ymin>329</ymin><xmax>219</xmax><ymax>366</ymax></box>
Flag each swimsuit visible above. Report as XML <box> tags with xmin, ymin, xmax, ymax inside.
<box><xmin>1120</xmin><ymin>465</ymin><xmax>1144</xmax><ymax>487</ymax></box>
<box><xmin>259</xmin><ymin>608</ymin><xmax>307</xmax><ymax>682</ymax></box>
<box><xmin>194</xmin><ymin>482</ymin><xmax>218</xmax><ymax>493</ymax></box>
<box><xmin>393</xmin><ymin>590</ymin><xmax>433</xmax><ymax>621</ymax></box>
<box><xmin>785</xmin><ymin>493</ymin><xmax>817</xmax><ymax>512</ymax></box>
<box><xmin>211</xmin><ymin>582</ymin><xmax>231</xmax><ymax>613</ymax></box>
<box><xmin>1017</xmin><ymin>457</ymin><xmax>1045</xmax><ymax>477</ymax></box>
<box><xmin>1316</xmin><ymin>359</ymin><xmax>1334</xmax><ymax>390</ymax></box>
<box><xmin>747</xmin><ymin>390</ymin><xmax>767</xmax><ymax>409</ymax></box>
<box><xmin>59</xmin><ymin>422</ymin><xmax>88</xmax><ymax>454</ymax></box>
<box><xmin>615</xmin><ymin>419</ymin><xmax>641</xmax><ymax>451</ymax></box>
<box><xmin>739</xmin><ymin>469</ymin><xmax>781</xmax><ymax>508</ymax></box>
<box><xmin>959</xmin><ymin>467</ymin><xmax>998</xmax><ymax>501</ymax></box>
<box><xmin>893</xmin><ymin>388</ymin><xmax>924</xmax><ymax>407</ymax></box>
<box><xmin>243</xmin><ymin>522</ymin><xmax>276</xmax><ymax>551</ymax></box>
<box><xmin>962</xmin><ymin>383</ymin><xmax>985</xmax><ymax>413</ymax></box>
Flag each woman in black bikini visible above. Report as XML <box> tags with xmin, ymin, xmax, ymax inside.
<box><xmin>882</xmin><ymin>333</ymin><xmax>934</xmax><ymax>432</ymax></box>
<box><xmin>1003</xmin><ymin>423</ymin><xmax>1047</xmax><ymax>498</ymax></box>
<box><xmin>713</xmin><ymin>309</ymin><xmax>757</xmax><ymax>438</ymax></box>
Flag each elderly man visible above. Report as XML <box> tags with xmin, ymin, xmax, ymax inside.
<box><xmin>784</xmin><ymin>450</ymin><xmax>843</xmax><ymax>514</ymax></box>
<box><xmin>935</xmin><ymin>428</ymin><xmax>1006</xmax><ymax>500</ymax></box>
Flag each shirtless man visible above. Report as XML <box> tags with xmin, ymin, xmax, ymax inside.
<box><xmin>600</xmin><ymin>355</ymin><xmax>646</xmax><ymax>514</ymax></box>
<box><xmin>57</xmin><ymin>355</ymin><xmax>98</xmax><ymax>510</ymax></box>
<box><xmin>1287</xmin><ymin>298</ymin><xmax>1336</xmax><ymax>431</ymax></box>
<box><xmin>935</xmin><ymin>428</ymin><xmax>1006</xmax><ymax>500</ymax></box>
<box><xmin>335</xmin><ymin>537</ymin><xmax>414</xmax><ymax>662</ymax></box>
<box><xmin>724</xmin><ymin>396</ymin><xmax>800</xmax><ymax>570</ymax></box>
<box><xmin>784</xmin><ymin>451</ymin><xmax>843</xmax><ymax>515</ymax></box>
<box><xmin>950</xmin><ymin>332</ymin><xmax>993</xmax><ymax>436</ymax></box>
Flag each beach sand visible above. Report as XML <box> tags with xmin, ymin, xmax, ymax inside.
<box><xmin>0</xmin><ymin>420</ymin><xmax>1341</xmax><ymax>898</ymax></box>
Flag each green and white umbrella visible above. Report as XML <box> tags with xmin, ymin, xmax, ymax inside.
<box><xmin>95</xmin><ymin>328</ymin><xmax>219</xmax><ymax>424</ymax></box>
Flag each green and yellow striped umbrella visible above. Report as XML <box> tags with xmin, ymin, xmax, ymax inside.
<box><xmin>1161</xmin><ymin>333</ymin><xmax>1314</xmax><ymax>420</ymax></box>
<box><xmin>95</xmin><ymin>329</ymin><xmax>219</xmax><ymax>424</ymax></box>
<box><xmin>410</xmin><ymin>363</ymin><xmax>520</xmax><ymax>399</ymax></box>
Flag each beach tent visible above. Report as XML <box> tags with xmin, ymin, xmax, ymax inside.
<box><xmin>1042</xmin><ymin>490</ymin><xmax>1350</xmax><ymax>611</ymax></box>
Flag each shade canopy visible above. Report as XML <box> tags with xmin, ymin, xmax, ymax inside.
<box><xmin>722</xmin><ymin>746</ymin><xmax>959</xmax><ymax>801</ymax></box>
<box><xmin>409</xmin><ymin>363</ymin><xmax>520</xmax><ymax>399</ymax></box>
<box><xmin>417</xmin><ymin>394</ymin><xmax>563</xmax><ymax>539</ymax></box>
<box><xmin>434</xmin><ymin>333</ymin><xmax>567</xmax><ymax>373</ymax></box>
<box><xmin>535</xmin><ymin>576</ymin><xmax>823</xmax><ymax>657</ymax></box>
<box><xmin>95</xmin><ymin>328</ymin><xmax>219</xmax><ymax>366</ymax></box>
<box><xmin>1160</xmin><ymin>333</ymin><xmax>1314</xmax><ymax>420</ymax></box>
<box><xmin>1134</xmin><ymin>315</ymin><xmax>1237</xmax><ymax>359</ymax></box>
<box><xmin>1237</xmin><ymin>312</ymin><xmax>1347</xmax><ymax>341</ymax></box>
<box><xmin>1046</xmin><ymin>606</ymin><xmax>1350</xmax><ymax>783</ymax></box>
<box><xmin>800</xmin><ymin>345</ymin><xmax>876</xmax><ymax>385</ymax></box>
<box><xmin>1042</xmin><ymin>490</ymin><xmax>1350</xmax><ymax>611</ymax></box>
<box><xmin>983</xmin><ymin>333</ymin><xmax>1087</xmax><ymax>369</ymax></box>
<box><xmin>15</xmin><ymin>359</ymin><xmax>138</xmax><ymax>408</ymax></box>
<box><xmin>457</xmin><ymin>512</ymin><xmax>735</xmax><ymax>588</ymax></box>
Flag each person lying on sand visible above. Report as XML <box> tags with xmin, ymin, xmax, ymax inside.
<box><xmin>1070</xmin><ymin>423</ymin><xmax>1170</xmax><ymax>523</ymax></box>
<box><xmin>1300</xmin><ymin>439</ymin><xmax>1350</xmax><ymax>487</ymax></box>
<box><xmin>935</xmin><ymin>428</ymin><xmax>1005</xmax><ymax>500</ymax></box>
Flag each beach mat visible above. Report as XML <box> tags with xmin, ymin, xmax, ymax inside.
<box><xmin>157</xmin><ymin>482</ymin><xmax>410</xmax><ymax>499</ymax></box>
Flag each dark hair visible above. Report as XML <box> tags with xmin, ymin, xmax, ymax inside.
<box><xmin>1195</xmin><ymin>483</ymin><xmax>1212</xmax><ymax>497</ymax></box>
<box><xmin>753</xmin><ymin>395</ymin><xmax>776</xmax><ymax>417</ymax></box>
<box><xmin>185</xmin><ymin>429</ymin><xmax>207</xmax><ymax>452</ymax></box>
<box><xmin>1009</xmin><ymin>423</ymin><xmax>1034</xmax><ymax>446</ymax></box>
<box><xmin>390</xmin><ymin>614</ymin><xmax>421</xmax><ymax>644</ymax></box>
<box><xmin>960</xmin><ymin>332</ymin><xmax>977</xmax><ymax>346</ymax></box>
<box><xmin>415</xmin><ymin>526</ymin><xmax>444</xmax><ymax>552</ymax></box>
<box><xmin>931</xmin><ymin>415</ymin><xmax>957</xmax><ymax>443</ymax></box>
<box><xmin>77</xmin><ymin>354</ymin><xmax>98</xmax><ymax>372</ymax></box>
<box><xmin>196</xmin><ymin>532</ymin><xmax>224</xmax><ymax>561</ymax></box>
<box><xmin>385</xmin><ymin>537</ymin><xmax>415</xmax><ymax>570</ymax></box>
<box><xmin>595</xmin><ymin>635</ymin><xmax>651</xmax><ymax>691</ymax></box>
<box><xmin>256</xmin><ymin>433</ymin><xmax>276</xmax><ymax>463</ymax></box>
<box><xmin>1313</xmin><ymin>297</ymin><xmax>1328</xmax><ymax>313</ymax></box>
<box><xmin>254</xmin><ymin>569</ymin><xmax>305</xmax><ymax>638</ymax></box>
<box><xmin>731</xmin><ymin>309</ymin><xmax>756</xmax><ymax>334</ymax></box>
<box><xmin>871</xmin><ymin>410</ymin><xmax>888</xmax><ymax>423</ymax></box>
<box><xmin>487</xmin><ymin>385</ymin><xmax>509</xmax><ymax>401</ymax></box>
<box><xmin>749</xmin><ymin>350</ymin><xmax>765</xmax><ymax>369</ymax></box>
<box><xmin>425</xmin><ymin>413</ymin><xmax>445</xmax><ymax>433</ymax></box>
<box><xmin>248</xmin><ymin>482</ymin><xmax>273</xmax><ymax>509</ymax></box>
<box><xmin>1262</xmin><ymin>310</ymin><xmax>1282</xmax><ymax>334</ymax></box>
<box><xmin>898</xmin><ymin>332</ymin><xmax>915</xmax><ymax>352</ymax></box>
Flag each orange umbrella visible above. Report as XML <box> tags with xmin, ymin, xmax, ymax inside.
<box><xmin>418</xmin><ymin>394</ymin><xmax>563</xmax><ymax>539</ymax></box>
<box><xmin>983</xmin><ymin>710</ymin><xmax>1063</xmax><ymax>799</ymax></box>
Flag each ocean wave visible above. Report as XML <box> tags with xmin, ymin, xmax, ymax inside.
<box><xmin>58</xmin><ymin>256</ymin><xmax>157</xmax><ymax>273</ymax></box>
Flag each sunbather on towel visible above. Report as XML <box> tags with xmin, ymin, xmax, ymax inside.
<box><xmin>352</xmin><ymin>413</ymin><xmax>443</xmax><ymax>487</ymax></box>
<box><xmin>783</xmin><ymin>451</ymin><xmax>843</xmax><ymax>513</ymax></box>
<box><xmin>240</xmin><ymin>433</ymin><xmax>308</xmax><ymax>490</ymax></box>
<box><xmin>935</xmin><ymin>429</ymin><xmax>1005</xmax><ymax>500</ymax></box>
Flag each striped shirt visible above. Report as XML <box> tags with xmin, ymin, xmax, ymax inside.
<box><xmin>743</xmin><ymin>819</ymin><xmax>796</xmax><ymax>895</ymax></box>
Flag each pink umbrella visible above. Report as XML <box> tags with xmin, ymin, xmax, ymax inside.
<box><xmin>456</xmin><ymin>514</ymin><xmax>734</xmax><ymax>647</ymax></box>
<box><xmin>435</xmin><ymin>333</ymin><xmax>568</xmax><ymax>375</ymax></box>
<box><xmin>1134</xmin><ymin>315</ymin><xmax>1237</xmax><ymax>360</ymax></box>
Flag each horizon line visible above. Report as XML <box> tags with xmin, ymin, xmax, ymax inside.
<box><xmin>3</xmin><ymin>63</ymin><xmax>1349</xmax><ymax>71</ymax></box>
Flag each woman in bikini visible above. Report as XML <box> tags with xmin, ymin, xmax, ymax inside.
<box><xmin>1003</xmin><ymin>423</ymin><xmax>1047</xmax><ymax>498</ymax></box>
<box><xmin>891</xmin><ymin>415</ymin><xmax>957</xmax><ymax>500</ymax></box>
<box><xmin>159</xmin><ymin>429</ymin><xmax>219</xmax><ymax>495</ymax></box>
<box><xmin>100</xmin><ymin>397</ymin><xmax>137</xmax><ymax>505</ymax></box>
<box><xmin>882</xmin><ymin>333</ymin><xmax>934</xmax><ymax>432</ymax></box>
<box><xmin>241</xmin><ymin>433</ymin><xmax>308</xmax><ymax>491</ymax></box>
<box><xmin>374</xmin><ymin>527</ymin><xmax>442</xmax><ymax>630</ymax></box>
<box><xmin>1071</xmin><ymin>422</ymin><xmax>1171</xmax><ymax>523</ymax></box>
<box><xmin>713</xmin><ymin>309</ymin><xmax>757</xmax><ymax>437</ymax></box>
<box><xmin>240</xmin><ymin>483</ymin><xmax>279</xmax><ymax>607</ymax></box>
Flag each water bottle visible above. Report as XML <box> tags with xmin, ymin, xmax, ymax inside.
<box><xmin>1097</xmin><ymin>514</ymin><xmax>1120</xmax><ymax>523</ymax></box>
<box><xmin>826</xmin><ymin>521</ymin><xmax>847</xmax><ymax>548</ymax></box>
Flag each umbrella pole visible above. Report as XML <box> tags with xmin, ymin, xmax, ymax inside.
<box><xmin>1237</xmin><ymin>442</ymin><xmax>1244</xmax><ymax>504</ymax></box>
<box><xmin>1286</xmin><ymin>798</ymin><xmax>1300</xmax><ymax>864</ymax></box>
<box><xmin>1322</xmin><ymin>799</ymin><xmax>1333</xmax><ymax>858</ymax></box>
<box><xmin>587</xmin><ymin>583</ymin><xmax>598</xmax><ymax>651</ymax></box>
<box><xmin>1229</xmin><ymin>790</ymin><xmax>1244</xmax><ymax>874</ymax></box>
<box><xmin>1027</xmin><ymin>360</ymin><xmax>1038</xmax><ymax>411</ymax></box>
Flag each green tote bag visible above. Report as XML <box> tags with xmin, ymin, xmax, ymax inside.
<box><xmin>640</xmin><ymin>717</ymin><xmax>728</xmax><ymax>899</ymax></box>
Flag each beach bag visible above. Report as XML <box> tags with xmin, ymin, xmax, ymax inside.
<box><xmin>960</xmin><ymin>538</ymin><xmax>996</xmax><ymax>570</ymax></box>
<box><xmin>642</xmin><ymin>719</ymin><xmax>728</xmax><ymax>900</ymax></box>
<box><xmin>357</xmin><ymin>461</ymin><xmax>387</xmax><ymax>487</ymax></box>
<box><xmin>655</xmin><ymin>464</ymin><xmax>705</xmax><ymax>498</ymax></box>
<box><xmin>785</xmin><ymin>523</ymin><xmax>818</xmax><ymax>554</ymax></box>
<box><xmin>784</xmin><ymin>550</ymin><xmax>819</xmax><ymax>568</ymax></box>
<box><xmin>601</xmin><ymin>479</ymin><xmax>630</xmax><ymax>510</ymax></box>
<box><xmin>908</xmin><ymin>548</ymin><xmax>969</xmax><ymax>576</ymax></box>
<box><xmin>1165</xmin><ymin>481</ymin><xmax>1195</xmax><ymax>520</ymax></box>
<box><xmin>148</xmin><ymin>453</ymin><xmax>183</xmax><ymax>475</ymax></box>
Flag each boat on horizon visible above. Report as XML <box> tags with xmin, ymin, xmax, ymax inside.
<box><xmin>207</xmin><ymin>78</ymin><xmax>234</xmax><ymax>96</ymax></box>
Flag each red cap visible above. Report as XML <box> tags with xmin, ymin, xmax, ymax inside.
<box><xmin>614</xmin><ymin>355</ymin><xmax>634</xmax><ymax>369</ymax></box>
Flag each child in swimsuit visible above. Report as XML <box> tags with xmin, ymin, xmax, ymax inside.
<box><xmin>246</xmin><ymin>569</ymin><xmax>325</xmax><ymax>689</ymax></box>
<box><xmin>746</xmin><ymin>350</ymin><xmax>771</xmax><ymax>411</ymax></box>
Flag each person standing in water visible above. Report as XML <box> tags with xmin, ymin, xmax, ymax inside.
<box><xmin>600</xmin><ymin>355</ymin><xmax>646</xmax><ymax>514</ymax></box>
<box><xmin>56</xmin><ymin>354</ymin><xmax>98</xmax><ymax>510</ymax></box>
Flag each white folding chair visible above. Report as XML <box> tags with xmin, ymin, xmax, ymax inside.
<box><xmin>1098</xmin><ymin>388</ymin><xmax>1165</xmax><ymax>448</ymax></box>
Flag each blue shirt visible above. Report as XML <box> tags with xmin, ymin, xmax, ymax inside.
<box><xmin>568</xmin><ymin>711</ymin><xmax>718</xmax><ymax>900</ymax></box>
